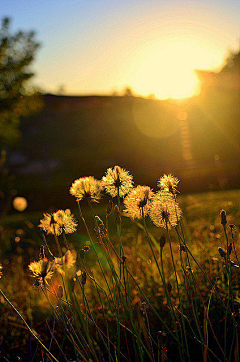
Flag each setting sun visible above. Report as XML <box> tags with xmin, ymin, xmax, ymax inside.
<box><xmin>130</xmin><ymin>41</ymin><xmax>206</xmax><ymax>99</ymax></box>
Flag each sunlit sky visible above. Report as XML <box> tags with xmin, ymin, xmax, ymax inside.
<box><xmin>1</xmin><ymin>0</ymin><xmax>240</xmax><ymax>99</ymax></box>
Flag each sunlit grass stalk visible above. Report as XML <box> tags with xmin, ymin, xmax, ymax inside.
<box><xmin>159</xmin><ymin>242</ymin><xmax>186</xmax><ymax>355</ymax></box>
<box><xmin>166</xmin><ymin>225</ymin><xmax>191</xmax><ymax>362</ymax></box>
<box><xmin>193</xmin><ymin>275</ymin><xmax>226</xmax><ymax>362</ymax></box>
<box><xmin>142</xmin><ymin>217</ymin><xmax>185</xmax><ymax>362</ymax></box>
<box><xmin>54</xmin><ymin>278</ymin><xmax>93</xmax><ymax>361</ymax></box>
<box><xmin>100</xmin><ymin>228</ymin><xmax>158</xmax><ymax>361</ymax></box>
<box><xmin>65</xmin><ymin>277</ymin><xmax>100</xmax><ymax>361</ymax></box>
<box><xmin>43</xmin><ymin>286</ymin><xmax>81</xmax><ymax>359</ymax></box>
<box><xmin>77</xmin><ymin>201</ymin><xmax>115</xmax><ymax>302</ymax></box>
<box><xmin>0</xmin><ymin>287</ymin><xmax>60</xmax><ymax>362</ymax></box>
<box><xmin>79</xmin><ymin>285</ymin><xmax>102</xmax><ymax>362</ymax></box>
<box><xmin>176</xmin><ymin>221</ymin><xmax>237</xmax><ymax>360</ymax></box>
<box><xmin>57</xmin><ymin>298</ymin><xmax>90</xmax><ymax>362</ymax></box>
<box><xmin>91</xmin><ymin>276</ymin><xmax>112</xmax><ymax>362</ymax></box>
<box><xmin>178</xmin><ymin>236</ymin><xmax>208</xmax><ymax>356</ymax></box>
<box><xmin>98</xmin><ymin>217</ymin><xmax>146</xmax><ymax>360</ymax></box>
<box><xmin>40</xmin><ymin>231</ymin><xmax>55</xmax><ymax>258</ymax></box>
<box><xmin>45</xmin><ymin>319</ymin><xmax>69</xmax><ymax>362</ymax></box>
<box><xmin>142</xmin><ymin>302</ymin><xmax>156</xmax><ymax>362</ymax></box>
<box><xmin>176</xmin><ymin>224</ymin><xmax>237</xmax><ymax>324</ymax></box>
<box><xmin>74</xmin><ymin>277</ymin><xmax>131</xmax><ymax>362</ymax></box>
<box><xmin>222</xmin><ymin>223</ymin><xmax>236</xmax><ymax>362</ymax></box>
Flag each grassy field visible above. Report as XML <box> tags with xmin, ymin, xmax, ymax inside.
<box><xmin>1</xmin><ymin>183</ymin><xmax>240</xmax><ymax>361</ymax></box>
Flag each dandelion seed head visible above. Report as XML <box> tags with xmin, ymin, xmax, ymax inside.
<box><xmin>102</xmin><ymin>165</ymin><xmax>133</xmax><ymax>198</ymax></box>
<box><xmin>28</xmin><ymin>258</ymin><xmax>54</xmax><ymax>286</ymax></box>
<box><xmin>54</xmin><ymin>250</ymin><xmax>77</xmax><ymax>277</ymax></box>
<box><xmin>150</xmin><ymin>191</ymin><xmax>182</xmax><ymax>229</ymax></box>
<box><xmin>158</xmin><ymin>174</ymin><xmax>179</xmax><ymax>195</ymax></box>
<box><xmin>54</xmin><ymin>210</ymin><xmax>77</xmax><ymax>234</ymax></box>
<box><xmin>124</xmin><ymin>185</ymin><xmax>154</xmax><ymax>220</ymax></box>
<box><xmin>39</xmin><ymin>210</ymin><xmax>77</xmax><ymax>235</ymax></box>
<box><xmin>70</xmin><ymin>176</ymin><xmax>102</xmax><ymax>203</ymax></box>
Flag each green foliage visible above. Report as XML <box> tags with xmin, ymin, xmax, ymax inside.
<box><xmin>0</xmin><ymin>17</ymin><xmax>42</xmax><ymax>147</ymax></box>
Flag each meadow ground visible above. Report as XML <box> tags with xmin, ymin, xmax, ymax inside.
<box><xmin>1</xmin><ymin>187</ymin><xmax>240</xmax><ymax>361</ymax></box>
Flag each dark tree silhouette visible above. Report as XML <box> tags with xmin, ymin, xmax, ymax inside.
<box><xmin>0</xmin><ymin>18</ymin><xmax>42</xmax><ymax>147</ymax></box>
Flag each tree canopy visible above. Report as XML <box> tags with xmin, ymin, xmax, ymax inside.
<box><xmin>0</xmin><ymin>17</ymin><xmax>42</xmax><ymax>147</ymax></box>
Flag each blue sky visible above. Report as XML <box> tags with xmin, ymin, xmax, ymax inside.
<box><xmin>1</xmin><ymin>0</ymin><xmax>239</xmax><ymax>98</ymax></box>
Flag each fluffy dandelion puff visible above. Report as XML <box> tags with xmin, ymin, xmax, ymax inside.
<box><xmin>54</xmin><ymin>250</ymin><xmax>77</xmax><ymax>275</ymax></box>
<box><xmin>150</xmin><ymin>191</ymin><xmax>182</xmax><ymax>229</ymax></box>
<box><xmin>124</xmin><ymin>185</ymin><xmax>154</xmax><ymax>220</ymax></box>
<box><xmin>157</xmin><ymin>174</ymin><xmax>179</xmax><ymax>195</ymax></box>
<box><xmin>39</xmin><ymin>210</ymin><xmax>77</xmax><ymax>235</ymax></box>
<box><xmin>54</xmin><ymin>209</ymin><xmax>77</xmax><ymax>234</ymax></box>
<box><xmin>70</xmin><ymin>176</ymin><xmax>102</xmax><ymax>203</ymax></box>
<box><xmin>28</xmin><ymin>258</ymin><xmax>55</xmax><ymax>286</ymax></box>
<box><xmin>102</xmin><ymin>165</ymin><xmax>133</xmax><ymax>198</ymax></box>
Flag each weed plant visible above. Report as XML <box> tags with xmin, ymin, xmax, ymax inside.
<box><xmin>0</xmin><ymin>166</ymin><xmax>240</xmax><ymax>361</ymax></box>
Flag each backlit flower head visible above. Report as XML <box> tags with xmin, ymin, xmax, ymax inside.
<box><xmin>157</xmin><ymin>174</ymin><xmax>179</xmax><ymax>195</ymax></box>
<box><xmin>0</xmin><ymin>263</ymin><xmax>2</xmax><ymax>279</ymax></box>
<box><xmin>39</xmin><ymin>209</ymin><xmax>77</xmax><ymax>236</ymax></box>
<box><xmin>28</xmin><ymin>258</ymin><xmax>54</xmax><ymax>286</ymax></box>
<box><xmin>70</xmin><ymin>176</ymin><xmax>102</xmax><ymax>203</ymax></box>
<box><xmin>124</xmin><ymin>185</ymin><xmax>154</xmax><ymax>220</ymax></box>
<box><xmin>150</xmin><ymin>191</ymin><xmax>182</xmax><ymax>229</ymax></box>
<box><xmin>102</xmin><ymin>165</ymin><xmax>133</xmax><ymax>198</ymax></box>
<box><xmin>54</xmin><ymin>250</ymin><xmax>77</xmax><ymax>277</ymax></box>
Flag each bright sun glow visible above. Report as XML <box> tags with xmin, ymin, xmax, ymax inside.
<box><xmin>130</xmin><ymin>41</ymin><xmax>204</xmax><ymax>99</ymax></box>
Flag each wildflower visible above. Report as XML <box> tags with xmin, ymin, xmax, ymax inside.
<box><xmin>79</xmin><ymin>246</ymin><xmax>91</xmax><ymax>260</ymax></box>
<box><xmin>80</xmin><ymin>249</ymin><xmax>85</xmax><ymax>260</ymax></box>
<box><xmin>54</xmin><ymin>209</ymin><xmax>77</xmax><ymax>234</ymax></box>
<box><xmin>159</xmin><ymin>236</ymin><xmax>166</xmax><ymax>249</ymax></box>
<box><xmin>158</xmin><ymin>174</ymin><xmax>179</xmax><ymax>195</ymax></box>
<box><xmin>218</xmin><ymin>247</ymin><xmax>226</xmax><ymax>258</ymax></box>
<box><xmin>54</xmin><ymin>250</ymin><xmax>77</xmax><ymax>277</ymax></box>
<box><xmin>102</xmin><ymin>165</ymin><xmax>133</xmax><ymax>198</ymax></box>
<box><xmin>39</xmin><ymin>209</ymin><xmax>77</xmax><ymax>235</ymax></box>
<box><xmin>220</xmin><ymin>209</ymin><xmax>227</xmax><ymax>226</ymax></box>
<box><xmin>124</xmin><ymin>185</ymin><xmax>153</xmax><ymax>220</ymax></box>
<box><xmin>0</xmin><ymin>263</ymin><xmax>2</xmax><ymax>279</ymax></box>
<box><xmin>81</xmin><ymin>271</ymin><xmax>87</xmax><ymax>286</ymax></box>
<box><xmin>150</xmin><ymin>191</ymin><xmax>182</xmax><ymax>229</ymax></box>
<box><xmin>229</xmin><ymin>224</ymin><xmax>234</xmax><ymax>231</ymax></box>
<box><xmin>70</xmin><ymin>176</ymin><xmax>102</xmax><ymax>203</ymax></box>
<box><xmin>28</xmin><ymin>258</ymin><xmax>54</xmax><ymax>286</ymax></box>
